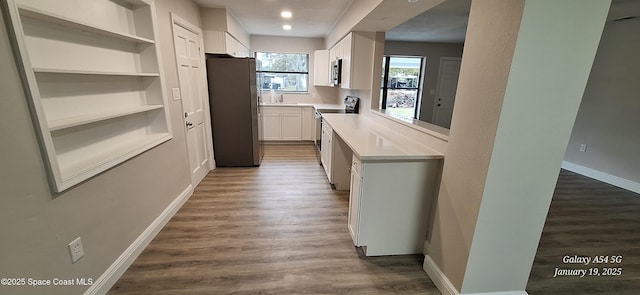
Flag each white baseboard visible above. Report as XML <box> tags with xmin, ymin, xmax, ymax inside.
<box><xmin>423</xmin><ymin>255</ymin><xmax>528</xmax><ymax>295</ymax></box>
<box><xmin>423</xmin><ymin>255</ymin><xmax>461</xmax><ymax>295</ymax></box>
<box><xmin>84</xmin><ymin>185</ymin><xmax>194</xmax><ymax>295</ymax></box>
<box><xmin>465</xmin><ymin>292</ymin><xmax>528</xmax><ymax>295</ymax></box>
<box><xmin>562</xmin><ymin>161</ymin><xmax>640</xmax><ymax>194</ymax></box>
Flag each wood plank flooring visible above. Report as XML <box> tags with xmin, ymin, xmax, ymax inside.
<box><xmin>527</xmin><ymin>170</ymin><xmax>640</xmax><ymax>294</ymax></box>
<box><xmin>108</xmin><ymin>144</ymin><xmax>440</xmax><ymax>294</ymax></box>
<box><xmin>108</xmin><ymin>144</ymin><xmax>640</xmax><ymax>294</ymax></box>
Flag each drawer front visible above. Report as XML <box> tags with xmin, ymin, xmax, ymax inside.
<box><xmin>262</xmin><ymin>106</ymin><xmax>302</xmax><ymax>114</ymax></box>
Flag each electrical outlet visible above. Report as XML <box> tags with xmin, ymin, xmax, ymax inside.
<box><xmin>68</xmin><ymin>237</ymin><xmax>84</xmax><ymax>263</ymax></box>
<box><xmin>579</xmin><ymin>144</ymin><xmax>587</xmax><ymax>152</ymax></box>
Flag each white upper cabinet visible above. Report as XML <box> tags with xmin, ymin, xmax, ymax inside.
<box><xmin>4</xmin><ymin>0</ymin><xmax>172</xmax><ymax>192</ymax></box>
<box><xmin>313</xmin><ymin>50</ymin><xmax>330</xmax><ymax>86</ymax></box>
<box><xmin>201</xmin><ymin>7</ymin><xmax>251</xmax><ymax>57</ymax></box>
<box><xmin>330</xmin><ymin>32</ymin><xmax>376</xmax><ymax>90</ymax></box>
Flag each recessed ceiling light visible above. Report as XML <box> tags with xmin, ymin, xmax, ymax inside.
<box><xmin>281</xmin><ymin>11</ymin><xmax>292</xmax><ymax>18</ymax></box>
<box><xmin>408</xmin><ymin>0</ymin><xmax>419</xmax><ymax>2</ymax></box>
<box><xmin>282</xmin><ymin>25</ymin><xmax>292</xmax><ymax>30</ymax></box>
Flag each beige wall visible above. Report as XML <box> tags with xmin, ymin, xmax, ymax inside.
<box><xmin>200</xmin><ymin>7</ymin><xmax>250</xmax><ymax>47</ymax></box>
<box><xmin>251</xmin><ymin>35</ymin><xmax>341</xmax><ymax>105</ymax></box>
<box><xmin>384</xmin><ymin>41</ymin><xmax>464</xmax><ymax>123</ymax></box>
<box><xmin>564</xmin><ymin>17</ymin><xmax>640</xmax><ymax>184</ymax></box>
<box><xmin>0</xmin><ymin>0</ymin><xmax>201</xmax><ymax>294</ymax></box>
<box><xmin>426</xmin><ymin>1</ymin><xmax>525</xmax><ymax>290</ymax></box>
<box><xmin>427</xmin><ymin>0</ymin><xmax>610</xmax><ymax>293</ymax></box>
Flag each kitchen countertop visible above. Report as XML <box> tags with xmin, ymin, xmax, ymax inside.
<box><xmin>322</xmin><ymin>114</ymin><xmax>444</xmax><ymax>161</ymax></box>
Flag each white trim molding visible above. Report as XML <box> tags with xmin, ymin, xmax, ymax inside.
<box><xmin>562</xmin><ymin>161</ymin><xmax>640</xmax><ymax>195</ymax></box>
<box><xmin>465</xmin><ymin>292</ymin><xmax>528</xmax><ymax>295</ymax></box>
<box><xmin>84</xmin><ymin>185</ymin><xmax>194</xmax><ymax>295</ymax></box>
<box><xmin>423</xmin><ymin>255</ymin><xmax>529</xmax><ymax>295</ymax></box>
<box><xmin>423</xmin><ymin>255</ymin><xmax>461</xmax><ymax>295</ymax></box>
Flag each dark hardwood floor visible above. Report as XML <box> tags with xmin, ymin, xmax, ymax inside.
<box><xmin>108</xmin><ymin>144</ymin><xmax>440</xmax><ymax>294</ymax></box>
<box><xmin>527</xmin><ymin>170</ymin><xmax>640</xmax><ymax>294</ymax></box>
<box><xmin>108</xmin><ymin>144</ymin><xmax>640</xmax><ymax>294</ymax></box>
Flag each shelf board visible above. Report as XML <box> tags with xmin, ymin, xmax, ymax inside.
<box><xmin>33</xmin><ymin>67</ymin><xmax>160</xmax><ymax>77</ymax></box>
<box><xmin>58</xmin><ymin>132</ymin><xmax>172</xmax><ymax>188</ymax></box>
<box><xmin>18</xmin><ymin>4</ymin><xmax>155</xmax><ymax>44</ymax></box>
<box><xmin>48</xmin><ymin>105</ymin><xmax>164</xmax><ymax>131</ymax></box>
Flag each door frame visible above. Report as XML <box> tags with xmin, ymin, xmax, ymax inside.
<box><xmin>170</xmin><ymin>13</ymin><xmax>216</xmax><ymax>181</ymax></box>
<box><xmin>432</xmin><ymin>57</ymin><xmax>462</xmax><ymax>127</ymax></box>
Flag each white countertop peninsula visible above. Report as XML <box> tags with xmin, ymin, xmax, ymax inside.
<box><xmin>319</xmin><ymin>113</ymin><xmax>443</xmax><ymax>257</ymax></box>
<box><xmin>321</xmin><ymin>114</ymin><xmax>444</xmax><ymax>161</ymax></box>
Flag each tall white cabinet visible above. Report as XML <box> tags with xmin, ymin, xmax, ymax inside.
<box><xmin>328</xmin><ymin>32</ymin><xmax>375</xmax><ymax>90</ymax></box>
<box><xmin>4</xmin><ymin>0</ymin><xmax>172</xmax><ymax>192</ymax></box>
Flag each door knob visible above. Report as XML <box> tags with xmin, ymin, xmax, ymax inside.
<box><xmin>184</xmin><ymin>112</ymin><xmax>188</xmax><ymax>118</ymax></box>
<box><xmin>437</xmin><ymin>104</ymin><xmax>442</xmax><ymax>107</ymax></box>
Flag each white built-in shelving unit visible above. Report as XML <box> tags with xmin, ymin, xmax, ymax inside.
<box><xmin>4</xmin><ymin>0</ymin><xmax>172</xmax><ymax>192</ymax></box>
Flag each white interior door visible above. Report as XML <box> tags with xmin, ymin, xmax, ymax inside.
<box><xmin>172</xmin><ymin>17</ymin><xmax>211</xmax><ymax>186</ymax></box>
<box><xmin>433</xmin><ymin>57</ymin><xmax>462</xmax><ymax>128</ymax></box>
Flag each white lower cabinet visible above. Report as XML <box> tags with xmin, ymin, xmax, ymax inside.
<box><xmin>321</xmin><ymin>121</ymin><xmax>333</xmax><ymax>179</ymax></box>
<box><xmin>347</xmin><ymin>154</ymin><xmax>442</xmax><ymax>256</ymax></box>
<box><xmin>301</xmin><ymin>107</ymin><xmax>314</xmax><ymax>140</ymax></box>
<box><xmin>348</xmin><ymin>158</ymin><xmax>362</xmax><ymax>244</ymax></box>
<box><xmin>262</xmin><ymin>113</ymin><xmax>282</xmax><ymax>140</ymax></box>
<box><xmin>261</xmin><ymin>106</ymin><xmax>314</xmax><ymax>141</ymax></box>
<box><xmin>281</xmin><ymin>113</ymin><xmax>302</xmax><ymax>140</ymax></box>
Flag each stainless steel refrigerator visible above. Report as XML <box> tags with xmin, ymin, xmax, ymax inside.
<box><xmin>206</xmin><ymin>56</ymin><xmax>262</xmax><ymax>166</ymax></box>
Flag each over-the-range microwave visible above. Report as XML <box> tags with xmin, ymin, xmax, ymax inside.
<box><xmin>331</xmin><ymin>59</ymin><xmax>342</xmax><ymax>86</ymax></box>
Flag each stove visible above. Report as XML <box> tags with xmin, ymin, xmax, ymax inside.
<box><xmin>313</xmin><ymin>96</ymin><xmax>360</xmax><ymax>161</ymax></box>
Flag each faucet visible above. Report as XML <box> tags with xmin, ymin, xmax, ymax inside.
<box><xmin>279</xmin><ymin>94</ymin><xmax>284</xmax><ymax>103</ymax></box>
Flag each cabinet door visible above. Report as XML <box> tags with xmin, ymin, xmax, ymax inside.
<box><xmin>301</xmin><ymin>107</ymin><xmax>314</xmax><ymax>140</ymax></box>
<box><xmin>281</xmin><ymin>113</ymin><xmax>302</xmax><ymax>140</ymax></box>
<box><xmin>348</xmin><ymin>164</ymin><xmax>362</xmax><ymax>245</ymax></box>
<box><xmin>262</xmin><ymin>113</ymin><xmax>281</xmax><ymax>140</ymax></box>
<box><xmin>325</xmin><ymin>126</ymin><xmax>333</xmax><ymax>181</ymax></box>
<box><xmin>320</xmin><ymin>124</ymin><xmax>332</xmax><ymax>179</ymax></box>
<box><xmin>313</xmin><ymin>50</ymin><xmax>330</xmax><ymax>86</ymax></box>
<box><xmin>224</xmin><ymin>33</ymin><xmax>238</xmax><ymax>57</ymax></box>
<box><xmin>329</xmin><ymin>47</ymin><xmax>336</xmax><ymax>63</ymax></box>
<box><xmin>340</xmin><ymin>33</ymin><xmax>353</xmax><ymax>89</ymax></box>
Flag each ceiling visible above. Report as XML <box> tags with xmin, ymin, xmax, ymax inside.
<box><xmin>194</xmin><ymin>0</ymin><xmax>639</xmax><ymax>43</ymax></box>
<box><xmin>385</xmin><ymin>0</ymin><xmax>470</xmax><ymax>43</ymax></box>
<box><xmin>193</xmin><ymin>0</ymin><xmax>354</xmax><ymax>38</ymax></box>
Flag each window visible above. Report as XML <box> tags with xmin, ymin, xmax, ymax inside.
<box><xmin>256</xmin><ymin>52</ymin><xmax>309</xmax><ymax>92</ymax></box>
<box><xmin>380</xmin><ymin>56</ymin><xmax>425</xmax><ymax>119</ymax></box>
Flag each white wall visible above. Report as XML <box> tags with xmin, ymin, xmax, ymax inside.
<box><xmin>0</xmin><ymin>1</ymin><xmax>201</xmax><ymax>294</ymax></box>
<box><xmin>251</xmin><ymin>35</ymin><xmax>340</xmax><ymax>105</ymax></box>
<box><xmin>564</xmin><ymin>17</ymin><xmax>640</xmax><ymax>185</ymax></box>
<box><xmin>384</xmin><ymin>41</ymin><xmax>464</xmax><ymax>123</ymax></box>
